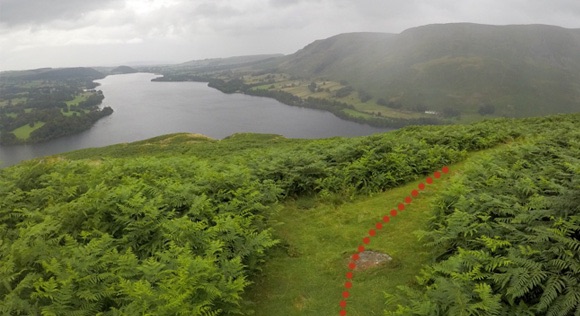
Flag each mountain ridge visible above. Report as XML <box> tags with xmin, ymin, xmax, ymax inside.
<box><xmin>274</xmin><ymin>23</ymin><xmax>580</xmax><ymax>117</ymax></box>
<box><xmin>0</xmin><ymin>67</ymin><xmax>105</xmax><ymax>81</ymax></box>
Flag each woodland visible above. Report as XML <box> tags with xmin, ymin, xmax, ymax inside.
<box><xmin>0</xmin><ymin>68</ymin><xmax>112</xmax><ymax>145</ymax></box>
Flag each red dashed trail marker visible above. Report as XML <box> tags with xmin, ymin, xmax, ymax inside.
<box><xmin>338</xmin><ymin>166</ymin><xmax>450</xmax><ymax>315</ymax></box>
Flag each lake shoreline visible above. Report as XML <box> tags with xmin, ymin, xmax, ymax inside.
<box><xmin>155</xmin><ymin>75</ymin><xmax>442</xmax><ymax>129</ymax></box>
<box><xmin>0</xmin><ymin>73</ymin><xmax>391</xmax><ymax>168</ymax></box>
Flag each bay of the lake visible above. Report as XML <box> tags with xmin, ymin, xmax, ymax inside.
<box><xmin>0</xmin><ymin>73</ymin><xmax>390</xmax><ymax>167</ymax></box>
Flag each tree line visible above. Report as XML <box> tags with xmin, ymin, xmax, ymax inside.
<box><xmin>0</xmin><ymin>79</ymin><xmax>110</xmax><ymax>145</ymax></box>
<box><xmin>207</xmin><ymin>78</ymin><xmax>443</xmax><ymax>128</ymax></box>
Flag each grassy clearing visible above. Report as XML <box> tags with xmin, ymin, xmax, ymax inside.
<box><xmin>247</xmin><ymin>148</ymin><xmax>497</xmax><ymax>315</ymax></box>
<box><xmin>252</xmin><ymin>84</ymin><xmax>274</xmax><ymax>90</ymax></box>
<box><xmin>66</xmin><ymin>92</ymin><xmax>90</xmax><ymax>107</ymax></box>
<box><xmin>247</xmin><ymin>179</ymin><xmax>445</xmax><ymax>315</ymax></box>
<box><xmin>12</xmin><ymin>122</ymin><xmax>45</xmax><ymax>140</ymax></box>
<box><xmin>344</xmin><ymin>95</ymin><xmax>424</xmax><ymax>120</ymax></box>
<box><xmin>343</xmin><ymin>108</ymin><xmax>375</xmax><ymax>119</ymax></box>
<box><xmin>279</xmin><ymin>80</ymin><xmax>343</xmax><ymax>99</ymax></box>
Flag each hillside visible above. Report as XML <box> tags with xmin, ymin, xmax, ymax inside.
<box><xmin>276</xmin><ymin>23</ymin><xmax>580</xmax><ymax>117</ymax></box>
<box><xmin>179</xmin><ymin>54</ymin><xmax>283</xmax><ymax>69</ymax></box>
<box><xmin>1</xmin><ymin>113</ymin><xmax>579</xmax><ymax>315</ymax></box>
<box><xmin>146</xmin><ymin>54</ymin><xmax>284</xmax><ymax>81</ymax></box>
<box><xmin>0</xmin><ymin>67</ymin><xmax>105</xmax><ymax>81</ymax></box>
<box><xmin>110</xmin><ymin>65</ymin><xmax>138</xmax><ymax>75</ymax></box>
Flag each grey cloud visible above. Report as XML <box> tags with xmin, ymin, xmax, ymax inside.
<box><xmin>0</xmin><ymin>0</ymin><xmax>119</xmax><ymax>27</ymax></box>
<box><xmin>349</xmin><ymin>0</ymin><xmax>423</xmax><ymax>17</ymax></box>
<box><xmin>269</xmin><ymin>0</ymin><xmax>303</xmax><ymax>8</ymax></box>
<box><xmin>2</xmin><ymin>0</ymin><xmax>580</xmax><ymax>70</ymax></box>
<box><xmin>192</xmin><ymin>2</ymin><xmax>241</xmax><ymax>18</ymax></box>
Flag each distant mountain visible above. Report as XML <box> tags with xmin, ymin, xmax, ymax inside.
<box><xmin>0</xmin><ymin>67</ymin><xmax>105</xmax><ymax>81</ymax></box>
<box><xmin>276</xmin><ymin>24</ymin><xmax>580</xmax><ymax>117</ymax></box>
<box><xmin>146</xmin><ymin>54</ymin><xmax>285</xmax><ymax>82</ymax></box>
<box><xmin>179</xmin><ymin>54</ymin><xmax>283</xmax><ymax>69</ymax></box>
<box><xmin>110</xmin><ymin>65</ymin><xmax>138</xmax><ymax>74</ymax></box>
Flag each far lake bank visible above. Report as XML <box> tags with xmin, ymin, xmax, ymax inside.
<box><xmin>0</xmin><ymin>73</ymin><xmax>391</xmax><ymax>167</ymax></box>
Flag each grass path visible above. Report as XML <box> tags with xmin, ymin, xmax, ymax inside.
<box><xmin>246</xmin><ymin>146</ymin><xmax>508</xmax><ymax>315</ymax></box>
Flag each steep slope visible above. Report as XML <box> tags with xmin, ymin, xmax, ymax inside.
<box><xmin>277</xmin><ymin>23</ymin><xmax>580</xmax><ymax>117</ymax></box>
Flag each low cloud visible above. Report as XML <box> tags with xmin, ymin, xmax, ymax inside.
<box><xmin>1</xmin><ymin>0</ymin><xmax>580</xmax><ymax>70</ymax></box>
<box><xmin>0</xmin><ymin>0</ymin><xmax>120</xmax><ymax>27</ymax></box>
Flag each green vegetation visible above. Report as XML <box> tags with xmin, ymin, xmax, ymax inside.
<box><xmin>0</xmin><ymin>67</ymin><xmax>113</xmax><ymax>144</ymax></box>
<box><xmin>276</xmin><ymin>25</ymin><xmax>580</xmax><ymax>118</ymax></box>
<box><xmin>385</xmin><ymin>123</ymin><xmax>580</xmax><ymax>315</ymax></box>
<box><xmin>0</xmin><ymin>114</ymin><xmax>579</xmax><ymax>315</ymax></box>
<box><xmin>343</xmin><ymin>108</ymin><xmax>375</xmax><ymax>119</ymax></box>
<box><xmin>65</xmin><ymin>92</ymin><xmax>91</xmax><ymax>107</ymax></box>
<box><xmin>247</xmin><ymin>147</ymin><xmax>506</xmax><ymax>315</ymax></box>
<box><xmin>12</xmin><ymin>121</ymin><xmax>45</xmax><ymax>140</ymax></box>
<box><xmin>247</xmin><ymin>171</ymin><xmax>453</xmax><ymax>315</ymax></box>
<box><xmin>156</xmin><ymin>71</ymin><xmax>436</xmax><ymax>128</ymax></box>
<box><xmin>151</xmin><ymin>24</ymin><xmax>580</xmax><ymax>127</ymax></box>
<box><xmin>206</xmin><ymin>79</ymin><xmax>440</xmax><ymax>128</ymax></box>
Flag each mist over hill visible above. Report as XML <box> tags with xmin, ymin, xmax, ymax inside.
<box><xmin>0</xmin><ymin>67</ymin><xmax>105</xmax><ymax>81</ymax></box>
<box><xmin>274</xmin><ymin>23</ymin><xmax>580</xmax><ymax>117</ymax></box>
<box><xmin>110</xmin><ymin>66</ymin><xmax>138</xmax><ymax>75</ymax></box>
<box><xmin>179</xmin><ymin>54</ymin><xmax>284</xmax><ymax>69</ymax></box>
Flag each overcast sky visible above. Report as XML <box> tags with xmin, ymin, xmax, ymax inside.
<box><xmin>1</xmin><ymin>0</ymin><xmax>580</xmax><ymax>71</ymax></box>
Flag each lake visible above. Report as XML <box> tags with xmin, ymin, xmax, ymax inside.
<box><xmin>0</xmin><ymin>73</ymin><xmax>390</xmax><ymax>167</ymax></box>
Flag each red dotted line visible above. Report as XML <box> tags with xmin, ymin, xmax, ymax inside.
<box><xmin>339</xmin><ymin>166</ymin><xmax>450</xmax><ymax>315</ymax></box>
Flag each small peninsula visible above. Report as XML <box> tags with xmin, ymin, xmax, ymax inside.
<box><xmin>0</xmin><ymin>67</ymin><xmax>113</xmax><ymax>145</ymax></box>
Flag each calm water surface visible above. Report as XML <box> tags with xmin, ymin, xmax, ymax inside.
<box><xmin>0</xmin><ymin>73</ymin><xmax>390</xmax><ymax>167</ymax></box>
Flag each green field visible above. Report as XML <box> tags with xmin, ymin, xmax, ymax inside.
<box><xmin>247</xmin><ymin>76</ymin><xmax>428</xmax><ymax>121</ymax></box>
<box><xmin>343</xmin><ymin>108</ymin><xmax>375</xmax><ymax>119</ymax></box>
<box><xmin>66</xmin><ymin>92</ymin><xmax>91</xmax><ymax>107</ymax></box>
<box><xmin>12</xmin><ymin>121</ymin><xmax>45</xmax><ymax>139</ymax></box>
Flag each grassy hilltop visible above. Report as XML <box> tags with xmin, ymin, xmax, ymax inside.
<box><xmin>1</xmin><ymin>113</ymin><xmax>579</xmax><ymax>315</ymax></box>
